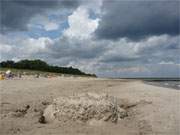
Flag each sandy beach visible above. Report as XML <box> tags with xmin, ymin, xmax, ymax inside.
<box><xmin>0</xmin><ymin>77</ymin><xmax>179</xmax><ymax>135</ymax></box>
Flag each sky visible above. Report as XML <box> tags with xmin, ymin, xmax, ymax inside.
<box><xmin>0</xmin><ymin>0</ymin><xmax>180</xmax><ymax>78</ymax></box>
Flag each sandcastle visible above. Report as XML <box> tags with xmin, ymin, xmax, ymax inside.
<box><xmin>43</xmin><ymin>93</ymin><xmax>128</xmax><ymax>123</ymax></box>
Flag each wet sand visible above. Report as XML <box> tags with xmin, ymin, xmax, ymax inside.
<box><xmin>0</xmin><ymin>77</ymin><xmax>179</xmax><ymax>135</ymax></box>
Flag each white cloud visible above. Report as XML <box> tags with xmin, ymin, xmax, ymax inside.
<box><xmin>28</xmin><ymin>15</ymin><xmax>59</xmax><ymax>31</ymax></box>
<box><xmin>0</xmin><ymin>35</ymin><xmax>53</xmax><ymax>61</ymax></box>
<box><xmin>0</xmin><ymin>43</ymin><xmax>12</xmax><ymax>54</ymax></box>
<box><xmin>134</xmin><ymin>35</ymin><xmax>172</xmax><ymax>53</ymax></box>
<box><xmin>64</xmin><ymin>6</ymin><xmax>99</xmax><ymax>39</ymax></box>
<box><xmin>22</xmin><ymin>37</ymin><xmax>53</xmax><ymax>53</ymax></box>
<box><xmin>159</xmin><ymin>61</ymin><xmax>180</xmax><ymax>67</ymax></box>
<box><xmin>159</xmin><ymin>61</ymin><xmax>174</xmax><ymax>65</ymax></box>
<box><xmin>43</xmin><ymin>22</ymin><xmax>59</xmax><ymax>31</ymax></box>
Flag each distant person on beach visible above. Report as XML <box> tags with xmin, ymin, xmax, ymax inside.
<box><xmin>5</xmin><ymin>70</ymin><xmax>13</xmax><ymax>79</ymax></box>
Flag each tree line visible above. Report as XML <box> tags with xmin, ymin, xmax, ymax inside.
<box><xmin>0</xmin><ymin>59</ymin><xmax>96</xmax><ymax>77</ymax></box>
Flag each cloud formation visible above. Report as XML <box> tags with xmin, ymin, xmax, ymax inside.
<box><xmin>0</xmin><ymin>0</ymin><xmax>80</xmax><ymax>32</ymax></box>
<box><xmin>64</xmin><ymin>6</ymin><xmax>99</xmax><ymax>39</ymax></box>
<box><xmin>95</xmin><ymin>0</ymin><xmax>179</xmax><ymax>40</ymax></box>
<box><xmin>0</xmin><ymin>0</ymin><xmax>179</xmax><ymax>77</ymax></box>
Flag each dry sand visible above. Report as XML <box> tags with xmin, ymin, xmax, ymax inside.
<box><xmin>0</xmin><ymin>77</ymin><xmax>179</xmax><ymax>135</ymax></box>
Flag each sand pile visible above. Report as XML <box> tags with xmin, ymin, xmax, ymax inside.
<box><xmin>42</xmin><ymin>93</ymin><xmax>127</xmax><ymax>123</ymax></box>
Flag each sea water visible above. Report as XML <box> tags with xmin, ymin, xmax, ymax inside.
<box><xmin>146</xmin><ymin>81</ymin><xmax>180</xmax><ymax>90</ymax></box>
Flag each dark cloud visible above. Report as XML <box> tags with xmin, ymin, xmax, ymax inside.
<box><xmin>48</xmin><ymin>36</ymin><xmax>107</xmax><ymax>59</ymax></box>
<box><xmin>0</xmin><ymin>0</ymin><xmax>80</xmax><ymax>32</ymax></box>
<box><xmin>100</xmin><ymin>55</ymin><xmax>139</xmax><ymax>63</ymax></box>
<box><xmin>0</xmin><ymin>0</ymin><xmax>179</xmax><ymax>78</ymax></box>
<box><xmin>0</xmin><ymin>33</ymin><xmax>179</xmax><ymax>77</ymax></box>
<box><xmin>95</xmin><ymin>0</ymin><xmax>180</xmax><ymax>40</ymax></box>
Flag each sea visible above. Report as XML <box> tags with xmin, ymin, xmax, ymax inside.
<box><xmin>145</xmin><ymin>80</ymin><xmax>180</xmax><ymax>90</ymax></box>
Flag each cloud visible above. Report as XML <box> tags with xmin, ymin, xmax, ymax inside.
<box><xmin>28</xmin><ymin>15</ymin><xmax>59</xmax><ymax>31</ymax></box>
<box><xmin>133</xmin><ymin>35</ymin><xmax>180</xmax><ymax>64</ymax></box>
<box><xmin>43</xmin><ymin>22</ymin><xmax>59</xmax><ymax>31</ymax></box>
<box><xmin>48</xmin><ymin>36</ymin><xmax>106</xmax><ymax>59</ymax></box>
<box><xmin>0</xmin><ymin>35</ymin><xmax>53</xmax><ymax>60</ymax></box>
<box><xmin>159</xmin><ymin>61</ymin><xmax>174</xmax><ymax>65</ymax></box>
<box><xmin>0</xmin><ymin>32</ymin><xmax>179</xmax><ymax>77</ymax></box>
<box><xmin>0</xmin><ymin>0</ymin><xmax>80</xmax><ymax>32</ymax></box>
<box><xmin>0</xmin><ymin>0</ymin><xmax>179</xmax><ymax>78</ymax></box>
<box><xmin>63</xmin><ymin>6</ymin><xmax>99</xmax><ymax>39</ymax></box>
<box><xmin>0</xmin><ymin>43</ymin><xmax>12</xmax><ymax>54</ymax></box>
<box><xmin>21</xmin><ymin>37</ymin><xmax>53</xmax><ymax>54</ymax></box>
<box><xmin>80</xmin><ymin>0</ymin><xmax>103</xmax><ymax>14</ymax></box>
<box><xmin>95</xmin><ymin>0</ymin><xmax>179</xmax><ymax>40</ymax></box>
<box><xmin>46</xmin><ymin>34</ymin><xmax>179</xmax><ymax>77</ymax></box>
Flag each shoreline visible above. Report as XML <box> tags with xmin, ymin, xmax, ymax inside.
<box><xmin>143</xmin><ymin>80</ymin><xmax>180</xmax><ymax>90</ymax></box>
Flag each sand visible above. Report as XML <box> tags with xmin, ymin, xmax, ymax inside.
<box><xmin>0</xmin><ymin>77</ymin><xmax>179</xmax><ymax>135</ymax></box>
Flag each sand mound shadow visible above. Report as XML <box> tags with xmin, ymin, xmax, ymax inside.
<box><xmin>42</xmin><ymin>93</ymin><xmax>128</xmax><ymax>124</ymax></box>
